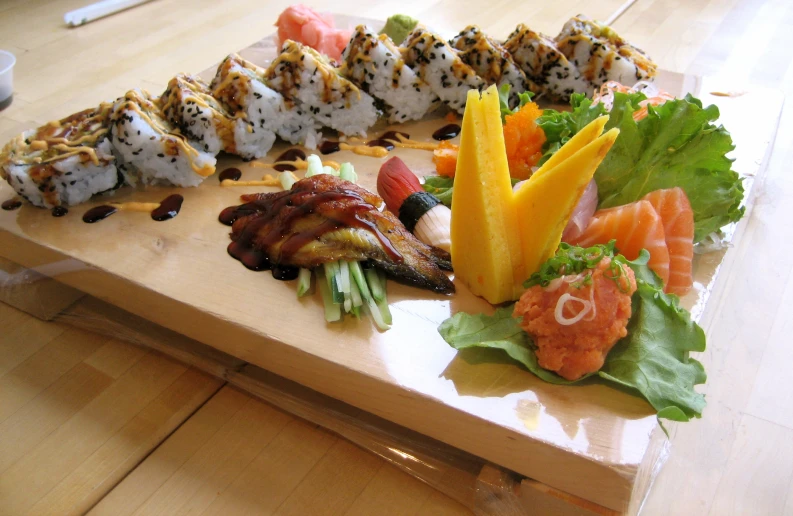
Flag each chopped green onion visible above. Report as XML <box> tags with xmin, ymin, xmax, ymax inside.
<box><xmin>339</xmin><ymin>162</ymin><xmax>357</xmax><ymax>182</ymax></box>
<box><xmin>305</xmin><ymin>154</ymin><xmax>324</xmax><ymax>177</ymax></box>
<box><xmin>278</xmin><ymin>170</ymin><xmax>298</xmax><ymax>190</ymax></box>
<box><xmin>324</xmin><ymin>165</ymin><xmax>339</xmax><ymax>176</ymax></box>
<box><xmin>296</xmin><ymin>268</ymin><xmax>312</xmax><ymax>297</ymax></box>
<box><xmin>317</xmin><ymin>269</ymin><xmax>341</xmax><ymax>322</ymax></box>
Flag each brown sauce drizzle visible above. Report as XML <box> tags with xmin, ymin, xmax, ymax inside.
<box><xmin>381</xmin><ymin>130</ymin><xmax>410</xmax><ymax>141</ymax></box>
<box><xmin>432</xmin><ymin>123</ymin><xmax>461</xmax><ymax>141</ymax></box>
<box><xmin>318</xmin><ymin>140</ymin><xmax>341</xmax><ymax>155</ymax></box>
<box><xmin>366</xmin><ymin>139</ymin><xmax>395</xmax><ymax>151</ymax></box>
<box><xmin>2</xmin><ymin>199</ymin><xmax>21</xmax><ymax>211</ymax></box>
<box><xmin>51</xmin><ymin>206</ymin><xmax>68</xmax><ymax>217</ymax></box>
<box><xmin>219</xmin><ymin>167</ymin><xmax>242</xmax><ymax>182</ymax></box>
<box><xmin>83</xmin><ymin>205</ymin><xmax>118</xmax><ymax>223</ymax></box>
<box><xmin>220</xmin><ymin>187</ymin><xmax>403</xmax><ymax>277</ymax></box>
<box><xmin>151</xmin><ymin>194</ymin><xmax>184</xmax><ymax>221</ymax></box>
<box><xmin>274</xmin><ymin>148</ymin><xmax>307</xmax><ymax>170</ymax></box>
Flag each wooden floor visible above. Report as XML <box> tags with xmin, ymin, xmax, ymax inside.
<box><xmin>1</xmin><ymin>0</ymin><xmax>793</xmax><ymax>514</ymax></box>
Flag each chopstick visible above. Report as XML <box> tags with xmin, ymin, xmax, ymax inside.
<box><xmin>64</xmin><ymin>0</ymin><xmax>156</xmax><ymax>27</ymax></box>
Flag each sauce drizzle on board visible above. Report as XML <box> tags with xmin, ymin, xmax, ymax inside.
<box><xmin>274</xmin><ymin>148</ymin><xmax>307</xmax><ymax>171</ymax></box>
<box><xmin>82</xmin><ymin>194</ymin><xmax>184</xmax><ymax>223</ymax></box>
<box><xmin>218</xmin><ymin>167</ymin><xmax>242</xmax><ymax>182</ymax></box>
<box><xmin>432</xmin><ymin>123</ymin><xmax>461</xmax><ymax>141</ymax></box>
<box><xmin>51</xmin><ymin>206</ymin><xmax>68</xmax><ymax>217</ymax></box>
<box><xmin>1</xmin><ymin>199</ymin><xmax>22</xmax><ymax>211</ymax></box>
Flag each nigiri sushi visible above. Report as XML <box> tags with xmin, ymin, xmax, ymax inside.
<box><xmin>402</xmin><ymin>27</ymin><xmax>485</xmax><ymax>114</ymax></box>
<box><xmin>450</xmin><ymin>25</ymin><xmax>537</xmax><ymax>108</ymax></box>
<box><xmin>161</xmin><ymin>74</ymin><xmax>275</xmax><ymax>160</ymax></box>
<box><xmin>0</xmin><ymin>103</ymin><xmax>123</xmax><ymax>208</ymax></box>
<box><xmin>341</xmin><ymin>25</ymin><xmax>438</xmax><ymax>123</ymax></box>
<box><xmin>109</xmin><ymin>89</ymin><xmax>216</xmax><ymax>187</ymax></box>
<box><xmin>266</xmin><ymin>40</ymin><xmax>379</xmax><ymax>136</ymax></box>
<box><xmin>211</xmin><ymin>54</ymin><xmax>320</xmax><ymax>149</ymax></box>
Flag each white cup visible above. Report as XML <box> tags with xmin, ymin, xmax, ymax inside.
<box><xmin>0</xmin><ymin>50</ymin><xmax>16</xmax><ymax>110</ymax></box>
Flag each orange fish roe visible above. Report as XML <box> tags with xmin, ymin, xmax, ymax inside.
<box><xmin>432</xmin><ymin>140</ymin><xmax>459</xmax><ymax>178</ymax></box>
<box><xmin>502</xmin><ymin>102</ymin><xmax>546</xmax><ymax>180</ymax></box>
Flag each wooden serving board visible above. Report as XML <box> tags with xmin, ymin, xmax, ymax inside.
<box><xmin>0</xmin><ymin>17</ymin><xmax>783</xmax><ymax>513</ymax></box>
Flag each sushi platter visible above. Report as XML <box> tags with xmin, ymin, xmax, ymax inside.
<box><xmin>0</xmin><ymin>13</ymin><xmax>784</xmax><ymax>513</ymax></box>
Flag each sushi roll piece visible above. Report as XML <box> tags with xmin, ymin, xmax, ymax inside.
<box><xmin>161</xmin><ymin>74</ymin><xmax>275</xmax><ymax>160</ymax></box>
<box><xmin>503</xmin><ymin>24</ymin><xmax>588</xmax><ymax>102</ymax></box>
<box><xmin>450</xmin><ymin>25</ymin><xmax>538</xmax><ymax>108</ymax></box>
<box><xmin>341</xmin><ymin>25</ymin><xmax>437</xmax><ymax>123</ymax></box>
<box><xmin>210</xmin><ymin>54</ymin><xmax>320</xmax><ymax>148</ymax></box>
<box><xmin>109</xmin><ymin>89</ymin><xmax>216</xmax><ymax>187</ymax></box>
<box><xmin>0</xmin><ymin>103</ymin><xmax>123</xmax><ymax>208</ymax></box>
<box><xmin>265</xmin><ymin>40</ymin><xmax>379</xmax><ymax>136</ymax></box>
<box><xmin>555</xmin><ymin>15</ymin><xmax>657</xmax><ymax>89</ymax></box>
<box><xmin>402</xmin><ymin>28</ymin><xmax>485</xmax><ymax>114</ymax></box>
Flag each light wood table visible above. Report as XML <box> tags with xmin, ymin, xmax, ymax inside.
<box><xmin>1</xmin><ymin>0</ymin><xmax>791</xmax><ymax>514</ymax></box>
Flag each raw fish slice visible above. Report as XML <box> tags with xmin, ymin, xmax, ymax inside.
<box><xmin>569</xmin><ymin>199</ymin><xmax>671</xmax><ymax>286</ymax></box>
<box><xmin>450</xmin><ymin>25</ymin><xmax>538</xmax><ymax>107</ymax></box>
<box><xmin>642</xmin><ymin>188</ymin><xmax>694</xmax><ymax>296</ymax></box>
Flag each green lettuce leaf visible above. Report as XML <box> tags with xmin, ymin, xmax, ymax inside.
<box><xmin>596</xmin><ymin>92</ymin><xmax>743</xmax><ymax>241</ymax></box>
<box><xmin>421</xmin><ymin>176</ymin><xmax>454</xmax><ymax>207</ymax></box>
<box><xmin>438</xmin><ymin>248</ymin><xmax>707</xmax><ymax>421</ymax></box>
<box><xmin>535</xmin><ymin>93</ymin><xmax>608</xmax><ymax>165</ymax></box>
<box><xmin>422</xmin><ymin>175</ymin><xmax>520</xmax><ymax>208</ymax></box>
<box><xmin>498</xmin><ymin>83</ymin><xmax>535</xmax><ymax>123</ymax></box>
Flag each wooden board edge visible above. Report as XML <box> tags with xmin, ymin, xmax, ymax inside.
<box><xmin>12</xmin><ymin>236</ymin><xmax>636</xmax><ymax>512</ymax></box>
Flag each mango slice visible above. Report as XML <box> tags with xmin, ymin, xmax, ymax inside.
<box><xmin>531</xmin><ymin>115</ymin><xmax>609</xmax><ymax>179</ymax></box>
<box><xmin>451</xmin><ymin>86</ymin><xmax>523</xmax><ymax>304</ymax></box>
<box><xmin>513</xmin><ymin>127</ymin><xmax>620</xmax><ymax>285</ymax></box>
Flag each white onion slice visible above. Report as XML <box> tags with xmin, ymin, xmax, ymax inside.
<box><xmin>554</xmin><ymin>293</ymin><xmax>592</xmax><ymax>326</ymax></box>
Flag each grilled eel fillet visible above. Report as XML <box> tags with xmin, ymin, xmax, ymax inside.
<box><xmin>220</xmin><ymin>174</ymin><xmax>455</xmax><ymax>294</ymax></box>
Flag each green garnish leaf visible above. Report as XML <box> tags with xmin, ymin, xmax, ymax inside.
<box><xmin>524</xmin><ymin>241</ymin><xmax>617</xmax><ymax>288</ymax></box>
<box><xmin>438</xmin><ymin>244</ymin><xmax>707</xmax><ymax>422</ymax></box>
<box><xmin>422</xmin><ymin>175</ymin><xmax>520</xmax><ymax>208</ymax></box>
<box><xmin>537</xmin><ymin>90</ymin><xmax>744</xmax><ymax>241</ymax></box>
<box><xmin>498</xmin><ymin>84</ymin><xmax>535</xmax><ymax>124</ymax></box>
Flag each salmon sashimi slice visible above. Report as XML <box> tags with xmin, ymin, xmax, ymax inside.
<box><xmin>568</xmin><ymin>200</ymin><xmax>671</xmax><ymax>287</ymax></box>
<box><xmin>642</xmin><ymin>187</ymin><xmax>694</xmax><ymax>296</ymax></box>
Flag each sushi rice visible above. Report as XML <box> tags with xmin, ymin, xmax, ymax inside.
<box><xmin>450</xmin><ymin>25</ymin><xmax>537</xmax><ymax>108</ymax></box>
<box><xmin>341</xmin><ymin>25</ymin><xmax>438</xmax><ymax>123</ymax></box>
<box><xmin>555</xmin><ymin>15</ymin><xmax>657</xmax><ymax>89</ymax></box>
<box><xmin>503</xmin><ymin>24</ymin><xmax>587</xmax><ymax>102</ymax></box>
<box><xmin>211</xmin><ymin>54</ymin><xmax>321</xmax><ymax>149</ymax></box>
<box><xmin>161</xmin><ymin>74</ymin><xmax>275</xmax><ymax>160</ymax></box>
<box><xmin>0</xmin><ymin>104</ymin><xmax>122</xmax><ymax>208</ymax></box>
<box><xmin>110</xmin><ymin>89</ymin><xmax>216</xmax><ymax>187</ymax></box>
<box><xmin>266</xmin><ymin>40</ymin><xmax>379</xmax><ymax>136</ymax></box>
<box><xmin>402</xmin><ymin>28</ymin><xmax>485</xmax><ymax>114</ymax></box>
